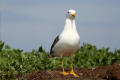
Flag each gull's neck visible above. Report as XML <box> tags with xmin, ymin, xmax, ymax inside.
<box><xmin>63</xmin><ymin>18</ymin><xmax>77</xmax><ymax>32</ymax></box>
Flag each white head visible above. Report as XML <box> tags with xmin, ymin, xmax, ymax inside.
<box><xmin>66</xmin><ymin>9</ymin><xmax>76</xmax><ymax>19</ymax></box>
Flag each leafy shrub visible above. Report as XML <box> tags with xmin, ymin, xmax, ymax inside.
<box><xmin>0</xmin><ymin>40</ymin><xmax>120</xmax><ymax>79</ymax></box>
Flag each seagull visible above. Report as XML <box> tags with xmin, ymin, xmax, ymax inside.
<box><xmin>50</xmin><ymin>9</ymin><xmax>80</xmax><ymax>77</ymax></box>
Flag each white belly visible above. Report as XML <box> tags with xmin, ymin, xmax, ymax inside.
<box><xmin>52</xmin><ymin>36</ymin><xmax>80</xmax><ymax>57</ymax></box>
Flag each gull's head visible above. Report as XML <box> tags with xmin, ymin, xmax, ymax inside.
<box><xmin>66</xmin><ymin>9</ymin><xmax>76</xmax><ymax>19</ymax></box>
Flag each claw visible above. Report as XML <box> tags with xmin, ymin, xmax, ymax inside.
<box><xmin>61</xmin><ymin>71</ymin><xmax>69</xmax><ymax>75</ymax></box>
<box><xmin>70</xmin><ymin>71</ymin><xmax>79</xmax><ymax>77</ymax></box>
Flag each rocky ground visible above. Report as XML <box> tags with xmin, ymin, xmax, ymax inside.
<box><xmin>24</xmin><ymin>62</ymin><xmax>120</xmax><ymax>80</ymax></box>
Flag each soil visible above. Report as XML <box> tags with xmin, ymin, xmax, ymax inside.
<box><xmin>24</xmin><ymin>62</ymin><xmax>120</xmax><ymax>80</ymax></box>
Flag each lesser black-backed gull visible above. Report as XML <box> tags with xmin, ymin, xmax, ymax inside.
<box><xmin>50</xmin><ymin>9</ymin><xmax>80</xmax><ymax>77</ymax></box>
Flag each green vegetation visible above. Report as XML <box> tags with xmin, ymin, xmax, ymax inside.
<box><xmin>0</xmin><ymin>40</ymin><xmax>120</xmax><ymax>79</ymax></box>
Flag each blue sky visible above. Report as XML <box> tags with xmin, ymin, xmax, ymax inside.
<box><xmin>0</xmin><ymin>0</ymin><xmax>120</xmax><ymax>52</ymax></box>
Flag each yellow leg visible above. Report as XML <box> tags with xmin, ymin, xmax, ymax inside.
<box><xmin>70</xmin><ymin>57</ymin><xmax>79</xmax><ymax>77</ymax></box>
<box><xmin>61</xmin><ymin>59</ymin><xmax>69</xmax><ymax>75</ymax></box>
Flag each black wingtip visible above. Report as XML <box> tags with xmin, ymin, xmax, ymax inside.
<box><xmin>48</xmin><ymin>52</ymin><xmax>54</xmax><ymax>58</ymax></box>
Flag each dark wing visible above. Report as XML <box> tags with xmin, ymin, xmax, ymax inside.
<box><xmin>50</xmin><ymin>35</ymin><xmax>59</xmax><ymax>55</ymax></box>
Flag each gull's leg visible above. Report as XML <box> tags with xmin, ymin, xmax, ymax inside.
<box><xmin>70</xmin><ymin>57</ymin><xmax>79</xmax><ymax>77</ymax></box>
<box><xmin>61</xmin><ymin>59</ymin><xmax>69</xmax><ymax>75</ymax></box>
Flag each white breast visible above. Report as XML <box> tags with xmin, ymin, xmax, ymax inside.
<box><xmin>52</xmin><ymin>30</ymin><xmax>80</xmax><ymax>57</ymax></box>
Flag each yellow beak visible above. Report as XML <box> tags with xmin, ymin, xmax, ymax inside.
<box><xmin>72</xmin><ymin>13</ymin><xmax>76</xmax><ymax>17</ymax></box>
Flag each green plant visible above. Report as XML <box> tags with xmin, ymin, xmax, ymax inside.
<box><xmin>0</xmin><ymin>41</ymin><xmax>120</xmax><ymax>79</ymax></box>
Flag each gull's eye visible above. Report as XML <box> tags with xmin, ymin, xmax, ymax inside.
<box><xmin>67</xmin><ymin>11</ymin><xmax>70</xmax><ymax>14</ymax></box>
